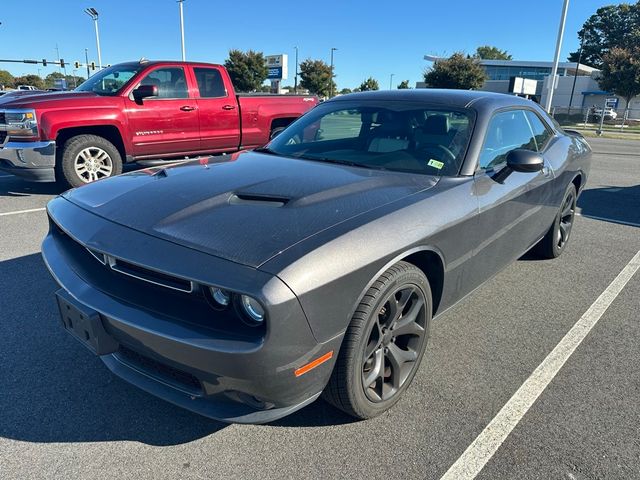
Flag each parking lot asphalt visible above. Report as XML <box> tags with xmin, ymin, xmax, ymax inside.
<box><xmin>0</xmin><ymin>137</ymin><xmax>638</xmax><ymax>480</ymax></box>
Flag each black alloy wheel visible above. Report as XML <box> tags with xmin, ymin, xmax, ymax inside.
<box><xmin>323</xmin><ymin>261</ymin><xmax>432</xmax><ymax>419</ymax></box>
<box><xmin>533</xmin><ymin>183</ymin><xmax>577</xmax><ymax>259</ymax></box>
<box><xmin>361</xmin><ymin>285</ymin><xmax>427</xmax><ymax>402</ymax></box>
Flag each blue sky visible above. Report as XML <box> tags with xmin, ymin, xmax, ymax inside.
<box><xmin>1</xmin><ymin>0</ymin><xmax>617</xmax><ymax>89</ymax></box>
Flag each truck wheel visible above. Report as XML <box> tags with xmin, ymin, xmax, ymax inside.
<box><xmin>323</xmin><ymin>261</ymin><xmax>431</xmax><ymax>419</ymax></box>
<box><xmin>57</xmin><ymin>134</ymin><xmax>122</xmax><ymax>188</ymax></box>
<box><xmin>270</xmin><ymin>126</ymin><xmax>287</xmax><ymax>140</ymax></box>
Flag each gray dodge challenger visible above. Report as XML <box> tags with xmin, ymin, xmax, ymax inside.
<box><xmin>42</xmin><ymin>90</ymin><xmax>591</xmax><ymax>423</ymax></box>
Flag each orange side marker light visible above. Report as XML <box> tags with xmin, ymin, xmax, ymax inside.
<box><xmin>294</xmin><ymin>351</ymin><xmax>334</xmax><ymax>377</ymax></box>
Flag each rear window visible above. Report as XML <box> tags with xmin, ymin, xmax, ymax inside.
<box><xmin>194</xmin><ymin>68</ymin><xmax>227</xmax><ymax>98</ymax></box>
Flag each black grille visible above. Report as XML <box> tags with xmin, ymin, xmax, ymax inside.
<box><xmin>117</xmin><ymin>345</ymin><xmax>203</xmax><ymax>395</ymax></box>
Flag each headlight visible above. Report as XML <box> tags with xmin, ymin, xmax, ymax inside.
<box><xmin>3</xmin><ymin>109</ymin><xmax>39</xmax><ymax>139</ymax></box>
<box><xmin>209</xmin><ymin>287</ymin><xmax>231</xmax><ymax>306</ymax></box>
<box><xmin>239</xmin><ymin>295</ymin><xmax>265</xmax><ymax>325</ymax></box>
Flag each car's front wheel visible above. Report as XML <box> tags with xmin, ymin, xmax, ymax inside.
<box><xmin>57</xmin><ymin>134</ymin><xmax>123</xmax><ymax>188</ymax></box>
<box><xmin>324</xmin><ymin>261</ymin><xmax>432</xmax><ymax>419</ymax></box>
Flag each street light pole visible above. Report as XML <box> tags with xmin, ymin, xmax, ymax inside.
<box><xmin>294</xmin><ymin>46</ymin><xmax>299</xmax><ymax>94</ymax></box>
<box><xmin>567</xmin><ymin>33</ymin><xmax>584</xmax><ymax>119</ymax></box>
<box><xmin>84</xmin><ymin>8</ymin><xmax>102</xmax><ymax>70</ymax></box>
<box><xmin>389</xmin><ymin>73</ymin><xmax>394</xmax><ymax>90</ymax></box>
<box><xmin>178</xmin><ymin>0</ymin><xmax>186</xmax><ymax>61</ymax></box>
<box><xmin>85</xmin><ymin>48</ymin><xmax>90</xmax><ymax>78</ymax></box>
<box><xmin>330</xmin><ymin>47</ymin><xmax>337</xmax><ymax>98</ymax></box>
<box><xmin>544</xmin><ymin>0</ymin><xmax>570</xmax><ymax>113</ymax></box>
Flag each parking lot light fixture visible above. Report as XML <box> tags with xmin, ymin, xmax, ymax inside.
<box><xmin>330</xmin><ymin>48</ymin><xmax>337</xmax><ymax>98</ymax></box>
<box><xmin>178</xmin><ymin>0</ymin><xmax>186</xmax><ymax>61</ymax></box>
<box><xmin>84</xmin><ymin>8</ymin><xmax>102</xmax><ymax>70</ymax></box>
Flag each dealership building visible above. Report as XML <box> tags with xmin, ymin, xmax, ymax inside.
<box><xmin>419</xmin><ymin>57</ymin><xmax>640</xmax><ymax>119</ymax></box>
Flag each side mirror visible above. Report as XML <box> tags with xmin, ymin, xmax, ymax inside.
<box><xmin>506</xmin><ymin>149</ymin><xmax>544</xmax><ymax>173</ymax></box>
<box><xmin>133</xmin><ymin>84</ymin><xmax>158</xmax><ymax>101</ymax></box>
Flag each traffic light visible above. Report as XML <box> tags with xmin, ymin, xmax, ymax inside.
<box><xmin>74</xmin><ymin>61</ymin><xmax>80</xmax><ymax>69</ymax></box>
<box><xmin>60</xmin><ymin>59</ymin><xmax>65</xmax><ymax>68</ymax></box>
<box><xmin>42</xmin><ymin>59</ymin><xmax>47</xmax><ymax>67</ymax></box>
<box><xmin>90</xmin><ymin>62</ymin><xmax>96</xmax><ymax>71</ymax></box>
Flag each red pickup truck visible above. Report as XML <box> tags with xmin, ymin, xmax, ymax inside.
<box><xmin>0</xmin><ymin>60</ymin><xmax>317</xmax><ymax>187</ymax></box>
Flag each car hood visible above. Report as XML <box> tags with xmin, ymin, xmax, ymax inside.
<box><xmin>0</xmin><ymin>91</ymin><xmax>98</xmax><ymax>108</ymax></box>
<box><xmin>63</xmin><ymin>151</ymin><xmax>439</xmax><ymax>267</ymax></box>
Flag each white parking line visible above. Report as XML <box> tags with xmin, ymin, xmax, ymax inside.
<box><xmin>577</xmin><ymin>212</ymin><xmax>640</xmax><ymax>228</ymax></box>
<box><xmin>0</xmin><ymin>207</ymin><xmax>46</xmax><ymax>217</ymax></box>
<box><xmin>440</xmin><ymin>249</ymin><xmax>640</xmax><ymax>480</ymax></box>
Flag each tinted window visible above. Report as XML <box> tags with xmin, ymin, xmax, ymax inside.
<box><xmin>194</xmin><ymin>67</ymin><xmax>227</xmax><ymax>98</ymax></box>
<box><xmin>479</xmin><ymin>110</ymin><xmax>536</xmax><ymax>169</ymax></box>
<box><xmin>139</xmin><ymin>67</ymin><xmax>188</xmax><ymax>99</ymax></box>
<box><xmin>268</xmin><ymin>102</ymin><xmax>474</xmax><ymax>176</ymax></box>
<box><xmin>525</xmin><ymin>110</ymin><xmax>552</xmax><ymax>151</ymax></box>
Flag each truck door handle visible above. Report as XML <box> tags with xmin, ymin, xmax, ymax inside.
<box><xmin>222</xmin><ymin>105</ymin><xmax>236</xmax><ymax>110</ymax></box>
<box><xmin>180</xmin><ymin>106</ymin><xmax>196</xmax><ymax>111</ymax></box>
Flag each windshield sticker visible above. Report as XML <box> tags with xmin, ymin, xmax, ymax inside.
<box><xmin>427</xmin><ymin>159</ymin><xmax>444</xmax><ymax>170</ymax></box>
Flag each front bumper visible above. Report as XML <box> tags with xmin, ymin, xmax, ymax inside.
<box><xmin>42</xmin><ymin>197</ymin><xmax>342</xmax><ymax>424</ymax></box>
<box><xmin>0</xmin><ymin>140</ymin><xmax>56</xmax><ymax>182</ymax></box>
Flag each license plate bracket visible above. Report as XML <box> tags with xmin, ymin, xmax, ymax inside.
<box><xmin>55</xmin><ymin>289</ymin><xmax>118</xmax><ymax>355</ymax></box>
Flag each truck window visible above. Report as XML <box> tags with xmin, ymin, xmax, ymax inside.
<box><xmin>194</xmin><ymin>68</ymin><xmax>227</xmax><ymax>98</ymax></box>
<box><xmin>139</xmin><ymin>67</ymin><xmax>189</xmax><ymax>99</ymax></box>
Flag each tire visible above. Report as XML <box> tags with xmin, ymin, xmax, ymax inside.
<box><xmin>323</xmin><ymin>261</ymin><xmax>432</xmax><ymax>419</ymax></box>
<box><xmin>533</xmin><ymin>183</ymin><xmax>577</xmax><ymax>259</ymax></box>
<box><xmin>57</xmin><ymin>134</ymin><xmax>123</xmax><ymax>188</ymax></box>
<box><xmin>269</xmin><ymin>126</ymin><xmax>287</xmax><ymax>140</ymax></box>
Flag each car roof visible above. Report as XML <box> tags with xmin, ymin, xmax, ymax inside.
<box><xmin>329</xmin><ymin>89</ymin><xmax>535</xmax><ymax>110</ymax></box>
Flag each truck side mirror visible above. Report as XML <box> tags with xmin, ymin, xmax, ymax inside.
<box><xmin>133</xmin><ymin>84</ymin><xmax>158</xmax><ymax>101</ymax></box>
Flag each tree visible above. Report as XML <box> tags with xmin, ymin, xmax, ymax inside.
<box><xmin>224</xmin><ymin>49</ymin><xmax>268</xmax><ymax>92</ymax></box>
<box><xmin>568</xmin><ymin>2</ymin><xmax>640</xmax><ymax>68</ymax></box>
<box><xmin>359</xmin><ymin>77</ymin><xmax>379</xmax><ymax>91</ymax></box>
<box><xmin>397</xmin><ymin>80</ymin><xmax>411</xmax><ymax>89</ymax></box>
<box><xmin>423</xmin><ymin>52</ymin><xmax>487</xmax><ymax>90</ymax></box>
<box><xmin>339</xmin><ymin>87</ymin><xmax>352</xmax><ymax>95</ymax></box>
<box><xmin>475</xmin><ymin>45</ymin><xmax>512</xmax><ymax>60</ymax></box>
<box><xmin>299</xmin><ymin>59</ymin><xmax>335</xmax><ymax>97</ymax></box>
<box><xmin>0</xmin><ymin>70</ymin><xmax>15</xmax><ymax>89</ymax></box>
<box><xmin>598</xmin><ymin>47</ymin><xmax>640</xmax><ymax>119</ymax></box>
<box><xmin>14</xmin><ymin>74</ymin><xmax>45</xmax><ymax>90</ymax></box>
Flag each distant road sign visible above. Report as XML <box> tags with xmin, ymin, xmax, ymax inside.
<box><xmin>605</xmin><ymin>97</ymin><xmax>619</xmax><ymax>109</ymax></box>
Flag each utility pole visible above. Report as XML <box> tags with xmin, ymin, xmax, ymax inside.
<box><xmin>85</xmin><ymin>48</ymin><xmax>90</xmax><ymax>78</ymax></box>
<box><xmin>294</xmin><ymin>46</ymin><xmax>299</xmax><ymax>94</ymax></box>
<box><xmin>329</xmin><ymin>47</ymin><xmax>337</xmax><ymax>98</ymax></box>
<box><xmin>84</xmin><ymin>8</ymin><xmax>102</xmax><ymax>69</ymax></box>
<box><xmin>545</xmin><ymin>0</ymin><xmax>570</xmax><ymax>113</ymax></box>
<box><xmin>389</xmin><ymin>73</ymin><xmax>394</xmax><ymax>90</ymax></box>
<box><xmin>178</xmin><ymin>0</ymin><xmax>186</xmax><ymax>61</ymax></box>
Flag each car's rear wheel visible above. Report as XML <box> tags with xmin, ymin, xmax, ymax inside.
<box><xmin>57</xmin><ymin>134</ymin><xmax>123</xmax><ymax>188</ymax></box>
<box><xmin>323</xmin><ymin>261</ymin><xmax>431</xmax><ymax>419</ymax></box>
<box><xmin>534</xmin><ymin>183</ymin><xmax>577</xmax><ymax>259</ymax></box>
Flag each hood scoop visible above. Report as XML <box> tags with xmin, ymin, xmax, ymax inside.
<box><xmin>229</xmin><ymin>192</ymin><xmax>290</xmax><ymax>207</ymax></box>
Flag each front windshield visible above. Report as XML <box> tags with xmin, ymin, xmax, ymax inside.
<box><xmin>75</xmin><ymin>64</ymin><xmax>143</xmax><ymax>96</ymax></box>
<box><xmin>267</xmin><ymin>101</ymin><xmax>475</xmax><ymax>176</ymax></box>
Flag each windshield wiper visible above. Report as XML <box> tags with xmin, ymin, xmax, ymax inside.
<box><xmin>253</xmin><ymin>147</ymin><xmax>277</xmax><ymax>155</ymax></box>
<box><xmin>297</xmin><ymin>155</ymin><xmax>388</xmax><ymax>171</ymax></box>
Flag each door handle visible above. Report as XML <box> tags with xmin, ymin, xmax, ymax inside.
<box><xmin>180</xmin><ymin>105</ymin><xmax>196</xmax><ymax>111</ymax></box>
<box><xmin>222</xmin><ymin>105</ymin><xmax>236</xmax><ymax>110</ymax></box>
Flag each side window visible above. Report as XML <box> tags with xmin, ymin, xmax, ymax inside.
<box><xmin>479</xmin><ymin>110</ymin><xmax>536</xmax><ymax>169</ymax></box>
<box><xmin>194</xmin><ymin>67</ymin><xmax>227</xmax><ymax>98</ymax></box>
<box><xmin>138</xmin><ymin>67</ymin><xmax>188</xmax><ymax>99</ymax></box>
<box><xmin>525</xmin><ymin>111</ymin><xmax>553</xmax><ymax>151</ymax></box>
